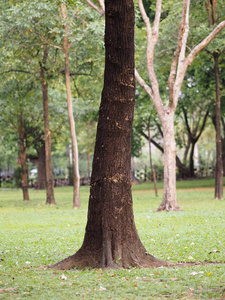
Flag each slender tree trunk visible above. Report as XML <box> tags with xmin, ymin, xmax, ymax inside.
<box><xmin>40</xmin><ymin>47</ymin><xmax>55</xmax><ymax>205</ymax></box>
<box><xmin>50</xmin><ymin>0</ymin><xmax>167</xmax><ymax>270</ymax></box>
<box><xmin>18</xmin><ymin>114</ymin><xmax>29</xmax><ymax>201</ymax></box>
<box><xmin>189</xmin><ymin>141</ymin><xmax>196</xmax><ymax>178</ymax></box>
<box><xmin>37</xmin><ymin>144</ymin><xmax>46</xmax><ymax>189</ymax></box>
<box><xmin>147</xmin><ymin>124</ymin><xmax>158</xmax><ymax>196</ymax></box>
<box><xmin>61</xmin><ymin>4</ymin><xmax>80</xmax><ymax>208</ymax></box>
<box><xmin>156</xmin><ymin>114</ymin><xmax>180</xmax><ymax>211</ymax></box>
<box><xmin>183</xmin><ymin>136</ymin><xmax>191</xmax><ymax>166</ymax></box>
<box><xmin>213</xmin><ymin>53</ymin><xmax>223</xmax><ymax>199</ymax></box>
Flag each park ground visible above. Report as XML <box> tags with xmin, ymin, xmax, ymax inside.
<box><xmin>0</xmin><ymin>179</ymin><xmax>225</xmax><ymax>299</ymax></box>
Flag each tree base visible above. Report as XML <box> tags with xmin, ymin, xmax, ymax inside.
<box><xmin>48</xmin><ymin>248</ymin><xmax>170</xmax><ymax>270</ymax></box>
<box><xmin>155</xmin><ymin>203</ymin><xmax>182</xmax><ymax>212</ymax></box>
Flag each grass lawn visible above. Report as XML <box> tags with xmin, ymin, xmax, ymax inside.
<box><xmin>0</xmin><ymin>179</ymin><xmax>225</xmax><ymax>299</ymax></box>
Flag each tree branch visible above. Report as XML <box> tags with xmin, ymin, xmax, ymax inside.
<box><xmin>168</xmin><ymin>0</ymin><xmax>190</xmax><ymax>108</ymax></box>
<box><xmin>182</xmin><ymin>106</ymin><xmax>191</xmax><ymax>136</ymax></box>
<box><xmin>135</xmin><ymin>69</ymin><xmax>153</xmax><ymax>99</ymax></box>
<box><xmin>0</xmin><ymin>69</ymin><xmax>34</xmax><ymax>76</ymax></box>
<box><xmin>97</xmin><ymin>0</ymin><xmax>105</xmax><ymax>12</ymax></box>
<box><xmin>138</xmin><ymin>0</ymin><xmax>164</xmax><ymax>117</ymax></box>
<box><xmin>85</xmin><ymin>0</ymin><xmax>104</xmax><ymax>17</ymax></box>
<box><xmin>195</xmin><ymin>108</ymin><xmax>209</xmax><ymax>141</ymax></box>
<box><xmin>171</xmin><ymin>19</ymin><xmax>225</xmax><ymax>112</ymax></box>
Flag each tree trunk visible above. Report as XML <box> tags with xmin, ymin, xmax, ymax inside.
<box><xmin>213</xmin><ymin>53</ymin><xmax>223</xmax><ymax>199</ymax></box>
<box><xmin>50</xmin><ymin>0</ymin><xmax>167</xmax><ymax>270</ymax></box>
<box><xmin>147</xmin><ymin>124</ymin><xmax>158</xmax><ymax>196</ymax></box>
<box><xmin>40</xmin><ymin>47</ymin><xmax>55</xmax><ymax>205</ymax></box>
<box><xmin>156</xmin><ymin>114</ymin><xmax>181</xmax><ymax>211</ymax></box>
<box><xmin>62</xmin><ymin>4</ymin><xmax>80</xmax><ymax>208</ymax></box>
<box><xmin>140</xmin><ymin>130</ymin><xmax>189</xmax><ymax>179</ymax></box>
<box><xmin>18</xmin><ymin>113</ymin><xmax>29</xmax><ymax>201</ymax></box>
<box><xmin>189</xmin><ymin>141</ymin><xmax>196</xmax><ymax>178</ymax></box>
<box><xmin>37</xmin><ymin>144</ymin><xmax>46</xmax><ymax>189</ymax></box>
<box><xmin>87</xmin><ymin>119</ymin><xmax>91</xmax><ymax>178</ymax></box>
<box><xmin>183</xmin><ymin>136</ymin><xmax>191</xmax><ymax>166</ymax></box>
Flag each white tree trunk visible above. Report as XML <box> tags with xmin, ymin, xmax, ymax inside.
<box><xmin>156</xmin><ymin>113</ymin><xmax>180</xmax><ymax>211</ymax></box>
<box><xmin>61</xmin><ymin>4</ymin><xmax>80</xmax><ymax>208</ymax></box>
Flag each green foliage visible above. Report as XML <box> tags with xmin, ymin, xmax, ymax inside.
<box><xmin>13</xmin><ymin>166</ymin><xmax>22</xmax><ymax>188</ymax></box>
<box><xmin>0</xmin><ymin>183</ymin><xmax>225</xmax><ymax>299</ymax></box>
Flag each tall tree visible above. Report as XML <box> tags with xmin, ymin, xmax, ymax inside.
<box><xmin>135</xmin><ymin>0</ymin><xmax>225</xmax><ymax>211</ymax></box>
<box><xmin>40</xmin><ymin>46</ymin><xmax>56</xmax><ymax>205</ymax></box>
<box><xmin>50</xmin><ymin>0</ymin><xmax>167</xmax><ymax>269</ymax></box>
<box><xmin>205</xmin><ymin>0</ymin><xmax>224</xmax><ymax>199</ymax></box>
<box><xmin>59</xmin><ymin>3</ymin><xmax>80</xmax><ymax>208</ymax></box>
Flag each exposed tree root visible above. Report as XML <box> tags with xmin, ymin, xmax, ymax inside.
<box><xmin>155</xmin><ymin>203</ymin><xmax>182</xmax><ymax>212</ymax></box>
<box><xmin>48</xmin><ymin>248</ymin><xmax>170</xmax><ymax>270</ymax></box>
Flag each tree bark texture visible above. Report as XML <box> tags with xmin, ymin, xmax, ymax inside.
<box><xmin>156</xmin><ymin>114</ymin><xmax>180</xmax><ymax>211</ymax></box>
<box><xmin>62</xmin><ymin>4</ymin><xmax>81</xmax><ymax>208</ymax></box>
<box><xmin>50</xmin><ymin>0</ymin><xmax>167</xmax><ymax>270</ymax></box>
<box><xmin>37</xmin><ymin>144</ymin><xmax>46</xmax><ymax>190</ymax></box>
<box><xmin>40</xmin><ymin>47</ymin><xmax>55</xmax><ymax>205</ymax></box>
<box><xmin>18</xmin><ymin>114</ymin><xmax>29</xmax><ymax>201</ymax></box>
<box><xmin>214</xmin><ymin>53</ymin><xmax>223</xmax><ymax>199</ymax></box>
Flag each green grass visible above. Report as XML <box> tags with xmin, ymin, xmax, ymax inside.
<box><xmin>0</xmin><ymin>182</ymin><xmax>225</xmax><ymax>299</ymax></box>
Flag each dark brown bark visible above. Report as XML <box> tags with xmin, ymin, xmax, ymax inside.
<box><xmin>40</xmin><ymin>46</ymin><xmax>56</xmax><ymax>205</ymax></box>
<box><xmin>87</xmin><ymin>120</ymin><xmax>91</xmax><ymax>178</ymax></box>
<box><xmin>37</xmin><ymin>144</ymin><xmax>46</xmax><ymax>190</ymax></box>
<box><xmin>50</xmin><ymin>0</ymin><xmax>167</xmax><ymax>270</ymax></box>
<box><xmin>214</xmin><ymin>53</ymin><xmax>223</xmax><ymax>199</ymax></box>
<box><xmin>18</xmin><ymin>113</ymin><xmax>29</xmax><ymax>201</ymax></box>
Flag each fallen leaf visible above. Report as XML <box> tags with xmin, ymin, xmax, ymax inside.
<box><xmin>190</xmin><ymin>272</ymin><xmax>198</xmax><ymax>276</ymax></box>
<box><xmin>0</xmin><ymin>288</ymin><xmax>15</xmax><ymax>292</ymax></box>
<box><xmin>60</xmin><ymin>274</ymin><xmax>67</xmax><ymax>280</ymax></box>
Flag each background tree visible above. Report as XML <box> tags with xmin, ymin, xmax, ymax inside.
<box><xmin>135</xmin><ymin>0</ymin><xmax>225</xmax><ymax>211</ymax></box>
<box><xmin>205</xmin><ymin>0</ymin><xmax>224</xmax><ymax>199</ymax></box>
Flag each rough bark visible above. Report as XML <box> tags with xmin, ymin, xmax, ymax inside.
<box><xmin>40</xmin><ymin>46</ymin><xmax>56</xmax><ymax>205</ymax></box>
<box><xmin>214</xmin><ymin>53</ymin><xmax>223</xmax><ymax>199</ymax></box>
<box><xmin>18</xmin><ymin>113</ymin><xmax>29</xmax><ymax>201</ymax></box>
<box><xmin>50</xmin><ymin>0</ymin><xmax>167</xmax><ymax>270</ymax></box>
<box><xmin>37</xmin><ymin>144</ymin><xmax>46</xmax><ymax>190</ymax></box>
<box><xmin>61</xmin><ymin>4</ymin><xmax>80</xmax><ymax>208</ymax></box>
